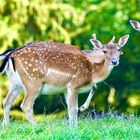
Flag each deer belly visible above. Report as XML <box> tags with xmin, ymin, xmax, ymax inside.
<box><xmin>41</xmin><ymin>84</ymin><xmax>66</xmax><ymax>95</ymax></box>
<box><xmin>40</xmin><ymin>83</ymin><xmax>92</xmax><ymax>95</ymax></box>
<box><xmin>45</xmin><ymin>68</ymin><xmax>72</xmax><ymax>86</ymax></box>
<box><xmin>78</xmin><ymin>84</ymin><xmax>92</xmax><ymax>94</ymax></box>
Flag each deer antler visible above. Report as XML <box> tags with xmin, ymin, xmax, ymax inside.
<box><xmin>92</xmin><ymin>33</ymin><xmax>97</xmax><ymax>40</ymax></box>
<box><xmin>109</xmin><ymin>36</ymin><xmax>115</xmax><ymax>44</ymax></box>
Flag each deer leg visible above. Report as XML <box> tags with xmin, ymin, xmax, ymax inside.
<box><xmin>20</xmin><ymin>87</ymin><xmax>39</xmax><ymax>124</ymax></box>
<box><xmin>66</xmin><ymin>87</ymin><xmax>78</xmax><ymax>126</ymax></box>
<box><xmin>64</xmin><ymin>93</ymin><xmax>68</xmax><ymax>105</ymax></box>
<box><xmin>79</xmin><ymin>85</ymin><xmax>97</xmax><ymax>113</ymax></box>
<box><xmin>2</xmin><ymin>85</ymin><xmax>22</xmax><ymax>125</ymax></box>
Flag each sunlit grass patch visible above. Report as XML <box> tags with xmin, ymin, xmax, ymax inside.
<box><xmin>0</xmin><ymin>113</ymin><xmax>140</xmax><ymax>140</ymax></box>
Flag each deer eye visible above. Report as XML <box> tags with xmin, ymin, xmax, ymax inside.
<box><xmin>118</xmin><ymin>49</ymin><xmax>121</xmax><ymax>51</ymax></box>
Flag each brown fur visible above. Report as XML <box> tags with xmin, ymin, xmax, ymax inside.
<box><xmin>11</xmin><ymin>44</ymin><xmax>92</xmax><ymax>88</ymax></box>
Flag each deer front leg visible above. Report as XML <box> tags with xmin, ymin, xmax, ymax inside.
<box><xmin>20</xmin><ymin>87</ymin><xmax>39</xmax><ymax>125</ymax></box>
<box><xmin>66</xmin><ymin>87</ymin><xmax>78</xmax><ymax>126</ymax></box>
<box><xmin>79</xmin><ymin>85</ymin><xmax>97</xmax><ymax>113</ymax></box>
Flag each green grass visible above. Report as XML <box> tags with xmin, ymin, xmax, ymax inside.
<box><xmin>0</xmin><ymin>114</ymin><xmax>140</xmax><ymax>140</ymax></box>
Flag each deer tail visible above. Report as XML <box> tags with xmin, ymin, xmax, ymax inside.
<box><xmin>0</xmin><ymin>48</ymin><xmax>16</xmax><ymax>73</ymax></box>
<box><xmin>0</xmin><ymin>48</ymin><xmax>15</xmax><ymax>60</ymax></box>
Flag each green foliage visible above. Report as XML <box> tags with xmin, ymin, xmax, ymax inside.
<box><xmin>0</xmin><ymin>114</ymin><xmax>140</xmax><ymax>140</ymax></box>
<box><xmin>0</xmin><ymin>0</ymin><xmax>140</xmax><ymax>118</ymax></box>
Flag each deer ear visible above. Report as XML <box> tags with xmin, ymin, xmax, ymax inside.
<box><xmin>118</xmin><ymin>35</ymin><xmax>129</xmax><ymax>48</ymax></box>
<box><xmin>129</xmin><ymin>20</ymin><xmax>140</xmax><ymax>31</ymax></box>
<box><xmin>90</xmin><ymin>39</ymin><xmax>102</xmax><ymax>49</ymax></box>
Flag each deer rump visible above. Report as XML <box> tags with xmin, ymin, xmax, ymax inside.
<box><xmin>0</xmin><ymin>42</ymin><xmax>93</xmax><ymax>95</ymax></box>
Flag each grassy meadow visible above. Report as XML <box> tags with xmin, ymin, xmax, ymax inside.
<box><xmin>0</xmin><ymin>113</ymin><xmax>140</xmax><ymax>140</ymax></box>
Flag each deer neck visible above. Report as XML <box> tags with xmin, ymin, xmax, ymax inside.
<box><xmin>91</xmin><ymin>58</ymin><xmax>114</xmax><ymax>84</ymax></box>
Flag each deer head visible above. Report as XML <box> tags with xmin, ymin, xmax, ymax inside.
<box><xmin>90</xmin><ymin>34</ymin><xmax>129</xmax><ymax>66</ymax></box>
<box><xmin>129</xmin><ymin>20</ymin><xmax>140</xmax><ymax>32</ymax></box>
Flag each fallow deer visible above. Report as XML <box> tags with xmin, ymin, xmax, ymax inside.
<box><xmin>130</xmin><ymin>20</ymin><xmax>140</xmax><ymax>32</ymax></box>
<box><xmin>0</xmin><ymin>34</ymin><xmax>129</xmax><ymax>125</ymax></box>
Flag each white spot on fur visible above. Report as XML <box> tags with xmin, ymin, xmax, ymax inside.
<box><xmin>29</xmin><ymin>64</ymin><xmax>32</xmax><ymax>67</ymax></box>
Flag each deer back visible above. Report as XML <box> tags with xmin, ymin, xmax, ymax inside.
<box><xmin>9</xmin><ymin>43</ymin><xmax>92</xmax><ymax>88</ymax></box>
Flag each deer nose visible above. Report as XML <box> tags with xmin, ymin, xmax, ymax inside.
<box><xmin>112</xmin><ymin>60</ymin><xmax>117</xmax><ymax>65</ymax></box>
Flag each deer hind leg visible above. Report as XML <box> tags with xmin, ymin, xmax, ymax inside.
<box><xmin>20</xmin><ymin>87</ymin><xmax>39</xmax><ymax>124</ymax></box>
<box><xmin>2</xmin><ymin>85</ymin><xmax>22</xmax><ymax>125</ymax></box>
<box><xmin>79</xmin><ymin>85</ymin><xmax>96</xmax><ymax>113</ymax></box>
<box><xmin>66</xmin><ymin>87</ymin><xmax>78</xmax><ymax>126</ymax></box>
